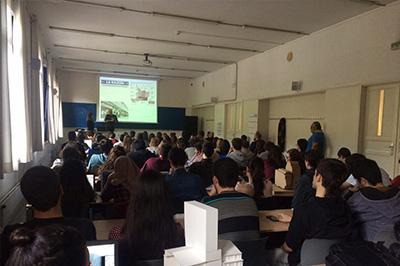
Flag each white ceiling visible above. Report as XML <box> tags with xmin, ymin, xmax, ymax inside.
<box><xmin>27</xmin><ymin>0</ymin><xmax>396</xmax><ymax>79</ymax></box>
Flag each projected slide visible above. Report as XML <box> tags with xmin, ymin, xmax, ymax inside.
<box><xmin>98</xmin><ymin>76</ymin><xmax>157</xmax><ymax>123</ymax></box>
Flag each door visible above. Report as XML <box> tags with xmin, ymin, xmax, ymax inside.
<box><xmin>362</xmin><ymin>84</ymin><xmax>400</xmax><ymax>178</ymax></box>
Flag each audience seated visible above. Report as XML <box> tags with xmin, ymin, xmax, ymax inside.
<box><xmin>146</xmin><ymin>136</ymin><xmax>160</xmax><ymax>155</ymax></box>
<box><xmin>189</xmin><ymin>142</ymin><xmax>215</xmax><ymax>190</ymax></box>
<box><xmin>216</xmin><ymin>139</ymin><xmax>230</xmax><ymax>159</ymax></box>
<box><xmin>241</xmin><ymin>140</ymin><xmax>255</xmax><ymax>162</ymax></box>
<box><xmin>51</xmin><ymin>145</ymin><xmax>84</xmax><ymax>173</ymax></box>
<box><xmin>127</xmin><ymin>139</ymin><xmax>157</xmax><ymax>169</ymax></box>
<box><xmin>5</xmin><ymin>225</ymin><xmax>89</xmax><ymax>266</ymax></box>
<box><xmin>141</xmin><ymin>143</ymin><xmax>171</xmax><ymax>173</ymax></box>
<box><xmin>257</xmin><ymin>140</ymin><xmax>273</xmax><ymax>160</ymax></box>
<box><xmin>61</xmin><ymin>131</ymin><xmax>86</xmax><ymax>161</ymax></box>
<box><xmin>186</xmin><ymin>142</ymin><xmax>203</xmax><ymax>167</ymax></box>
<box><xmin>184</xmin><ymin>137</ymin><xmax>198</xmax><ymax>160</ymax></box>
<box><xmin>202</xmin><ymin>158</ymin><xmax>260</xmax><ymax>241</ymax></box>
<box><xmin>1</xmin><ymin>166</ymin><xmax>96</xmax><ymax>265</ymax></box>
<box><xmin>87</xmin><ymin>133</ymin><xmax>107</xmax><ymax>160</ymax></box>
<box><xmin>276</xmin><ymin>159</ymin><xmax>352</xmax><ymax>266</ymax></box>
<box><xmin>296</xmin><ymin>138</ymin><xmax>308</xmax><ymax>159</ymax></box>
<box><xmin>291</xmin><ymin>150</ymin><xmax>321</xmax><ymax>209</ymax></box>
<box><xmin>286</xmin><ymin>149</ymin><xmax>306</xmax><ymax>175</ymax></box>
<box><xmin>347</xmin><ymin>158</ymin><xmax>400</xmax><ymax>242</ymax></box>
<box><xmin>337</xmin><ymin>147</ymin><xmax>351</xmax><ymax>163</ymax></box>
<box><xmin>122</xmin><ymin>135</ymin><xmax>133</xmax><ymax>153</ymax></box>
<box><xmin>236</xmin><ymin>157</ymin><xmax>272</xmax><ymax>198</ymax></box>
<box><xmin>166</xmin><ymin>147</ymin><xmax>205</xmax><ymax>213</ymax></box>
<box><xmin>227</xmin><ymin>138</ymin><xmax>248</xmax><ymax>168</ymax></box>
<box><xmin>97</xmin><ymin>145</ymin><xmax>127</xmax><ymax>186</ymax></box>
<box><xmin>249</xmin><ymin>131</ymin><xmax>262</xmax><ymax>153</ymax></box>
<box><xmin>109</xmin><ymin>170</ymin><xmax>184</xmax><ymax>263</ymax></box>
<box><xmin>263</xmin><ymin>144</ymin><xmax>285</xmax><ymax>180</ymax></box>
<box><xmin>59</xmin><ymin>159</ymin><xmax>95</xmax><ymax>218</ymax></box>
<box><xmin>87</xmin><ymin>139</ymin><xmax>113</xmax><ymax>174</ymax></box>
<box><xmin>101</xmin><ymin>156</ymin><xmax>139</xmax><ymax>216</ymax></box>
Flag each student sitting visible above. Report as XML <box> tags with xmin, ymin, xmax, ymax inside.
<box><xmin>337</xmin><ymin>147</ymin><xmax>351</xmax><ymax>163</ymax></box>
<box><xmin>236</xmin><ymin>157</ymin><xmax>273</xmax><ymax>198</ymax></box>
<box><xmin>286</xmin><ymin>148</ymin><xmax>306</xmax><ymax>175</ymax></box>
<box><xmin>227</xmin><ymin>138</ymin><xmax>248</xmax><ymax>168</ymax></box>
<box><xmin>166</xmin><ymin>148</ymin><xmax>205</xmax><ymax>213</ymax></box>
<box><xmin>101</xmin><ymin>156</ymin><xmax>139</xmax><ymax>217</ymax></box>
<box><xmin>61</xmin><ymin>131</ymin><xmax>86</xmax><ymax>161</ymax></box>
<box><xmin>347</xmin><ymin>159</ymin><xmax>400</xmax><ymax>242</ymax></box>
<box><xmin>51</xmin><ymin>145</ymin><xmax>84</xmax><ymax>173</ymax></box>
<box><xmin>1</xmin><ymin>166</ymin><xmax>96</xmax><ymax>265</ymax></box>
<box><xmin>6</xmin><ymin>225</ymin><xmax>89</xmax><ymax>266</ymax></box>
<box><xmin>97</xmin><ymin>145</ymin><xmax>127</xmax><ymax>186</ymax></box>
<box><xmin>277</xmin><ymin>159</ymin><xmax>352</xmax><ymax>266</ymax></box>
<box><xmin>296</xmin><ymin>138</ymin><xmax>308</xmax><ymax>159</ymax></box>
<box><xmin>241</xmin><ymin>140</ymin><xmax>255</xmax><ymax>162</ymax></box>
<box><xmin>109</xmin><ymin>170</ymin><xmax>185</xmax><ymax>263</ymax></box>
<box><xmin>87</xmin><ymin>139</ymin><xmax>113</xmax><ymax>174</ymax></box>
<box><xmin>263</xmin><ymin>144</ymin><xmax>285</xmax><ymax>180</ymax></box>
<box><xmin>186</xmin><ymin>142</ymin><xmax>203</xmax><ymax>167</ymax></box>
<box><xmin>128</xmin><ymin>139</ymin><xmax>157</xmax><ymax>169</ymax></box>
<box><xmin>141</xmin><ymin>143</ymin><xmax>171</xmax><ymax>173</ymax></box>
<box><xmin>146</xmin><ymin>136</ymin><xmax>160</xmax><ymax>155</ymax></box>
<box><xmin>189</xmin><ymin>142</ymin><xmax>215</xmax><ymax>190</ymax></box>
<box><xmin>291</xmin><ymin>150</ymin><xmax>321</xmax><ymax>209</ymax></box>
<box><xmin>217</xmin><ymin>139</ymin><xmax>231</xmax><ymax>159</ymax></box>
<box><xmin>59</xmin><ymin>159</ymin><xmax>95</xmax><ymax>218</ymax></box>
<box><xmin>202</xmin><ymin>158</ymin><xmax>260</xmax><ymax>241</ymax></box>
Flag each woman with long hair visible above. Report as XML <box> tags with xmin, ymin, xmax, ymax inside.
<box><xmin>264</xmin><ymin>144</ymin><xmax>286</xmax><ymax>180</ymax></box>
<box><xmin>109</xmin><ymin>170</ymin><xmax>184</xmax><ymax>263</ymax></box>
<box><xmin>59</xmin><ymin>159</ymin><xmax>95</xmax><ymax>218</ymax></box>
<box><xmin>287</xmin><ymin>148</ymin><xmax>306</xmax><ymax>175</ymax></box>
<box><xmin>123</xmin><ymin>135</ymin><xmax>133</xmax><ymax>153</ymax></box>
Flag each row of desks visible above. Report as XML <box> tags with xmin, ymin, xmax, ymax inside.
<box><xmin>93</xmin><ymin>209</ymin><xmax>293</xmax><ymax>240</ymax></box>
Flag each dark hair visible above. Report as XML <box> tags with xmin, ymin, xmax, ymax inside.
<box><xmin>248</xmin><ymin>157</ymin><xmax>265</xmax><ymax>198</ymax></box>
<box><xmin>337</xmin><ymin>147</ymin><xmax>351</xmax><ymax>159</ymax></box>
<box><xmin>304</xmin><ymin>150</ymin><xmax>320</xmax><ymax>169</ymax></box>
<box><xmin>159</xmin><ymin>144</ymin><xmax>172</xmax><ymax>159</ymax></box>
<box><xmin>316</xmin><ymin>159</ymin><xmax>348</xmax><ymax>197</ymax></box>
<box><xmin>133</xmin><ymin>139</ymin><xmax>146</xmax><ymax>151</ymax></box>
<box><xmin>345</xmin><ymin>153</ymin><xmax>367</xmax><ymax>175</ymax></box>
<box><xmin>6</xmin><ymin>225</ymin><xmax>87</xmax><ymax>266</ymax></box>
<box><xmin>194</xmin><ymin>142</ymin><xmax>203</xmax><ymax>152</ymax></box>
<box><xmin>130</xmin><ymin>131</ymin><xmax>136</xmax><ymax>138</ymax></box>
<box><xmin>312</xmin><ymin>121</ymin><xmax>322</xmax><ymax>130</ymax></box>
<box><xmin>203</xmin><ymin>142</ymin><xmax>214</xmax><ymax>158</ymax></box>
<box><xmin>351</xmin><ymin>158</ymin><xmax>382</xmax><ymax>186</ymax></box>
<box><xmin>109</xmin><ymin>132</ymin><xmax>116</xmax><ymax>139</ymax></box>
<box><xmin>231</xmin><ymin>138</ymin><xmax>243</xmax><ymax>151</ymax></box>
<box><xmin>59</xmin><ymin>160</ymin><xmax>94</xmax><ymax>218</ymax></box>
<box><xmin>61</xmin><ymin>145</ymin><xmax>82</xmax><ymax>162</ymax></box>
<box><xmin>219</xmin><ymin>139</ymin><xmax>231</xmax><ymax>155</ymax></box>
<box><xmin>242</xmin><ymin>140</ymin><xmax>250</xmax><ymax>149</ymax></box>
<box><xmin>168</xmin><ymin>147</ymin><xmax>188</xmax><ymax>167</ymax></box>
<box><xmin>120</xmin><ymin>133</ymin><xmax>126</xmax><ymax>142</ymax></box>
<box><xmin>67</xmin><ymin>131</ymin><xmax>76</xmax><ymax>141</ymax></box>
<box><xmin>21</xmin><ymin>166</ymin><xmax>60</xmax><ymax>212</ymax></box>
<box><xmin>99</xmin><ymin>139</ymin><xmax>113</xmax><ymax>155</ymax></box>
<box><xmin>297</xmin><ymin>138</ymin><xmax>308</xmax><ymax>153</ymax></box>
<box><xmin>254</xmin><ymin>139</ymin><xmax>266</xmax><ymax>154</ymax></box>
<box><xmin>213</xmin><ymin>158</ymin><xmax>239</xmax><ymax>188</ymax></box>
<box><xmin>98</xmin><ymin>146</ymin><xmax>126</xmax><ymax>173</ymax></box>
<box><xmin>241</xmin><ymin>135</ymin><xmax>248</xmax><ymax>142</ymax></box>
<box><xmin>287</xmin><ymin>148</ymin><xmax>306</xmax><ymax>174</ymax></box>
<box><xmin>96</xmin><ymin>134</ymin><xmax>106</xmax><ymax>143</ymax></box>
<box><xmin>267</xmin><ymin>145</ymin><xmax>285</xmax><ymax>169</ymax></box>
<box><xmin>124</xmin><ymin>170</ymin><xmax>178</xmax><ymax>255</ymax></box>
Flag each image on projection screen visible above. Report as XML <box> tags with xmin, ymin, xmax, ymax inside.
<box><xmin>98</xmin><ymin>77</ymin><xmax>158</xmax><ymax>123</ymax></box>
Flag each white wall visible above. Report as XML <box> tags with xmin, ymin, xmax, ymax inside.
<box><xmin>58</xmin><ymin>70</ymin><xmax>190</xmax><ymax>108</ymax></box>
<box><xmin>188</xmin><ymin>2</ymin><xmax>400</xmax><ymax>104</ymax></box>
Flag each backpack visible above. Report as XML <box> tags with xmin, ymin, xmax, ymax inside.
<box><xmin>326</xmin><ymin>240</ymin><xmax>400</xmax><ymax>266</ymax></box>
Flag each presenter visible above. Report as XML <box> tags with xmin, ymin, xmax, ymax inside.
<box><xmin>104</xmin><ymin>109</ymin><xmax>118</xmax><ymax>132</ymax></box>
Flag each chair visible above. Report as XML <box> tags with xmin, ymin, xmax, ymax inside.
<box><xmin>233</xmin><ymin>237</ymin><xmax>269</xmax><ymax>266</ymax></box>
<box><xmin>135</xmin><ymin>259</ymin><xmax>163</xmax><ymax>266</ymax></box>
<box><xmin>300</xmin><ymin>238</ymin><xmax>341</xmax><ymax>266</ymax></box>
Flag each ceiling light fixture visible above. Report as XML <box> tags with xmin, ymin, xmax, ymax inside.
<box><xmin>60</xmin><ymin>66</ymin><xmax>193</xmax><ymax>79</ymax></box>
<box><xmin>61</xmin><ymin>0</ymin><xmax>307</xmax><ymax>35</ymax></box>
<box><xmin>54</xmin><ymin>44</ymin><xmax>235</xmax><ymax>65</ymax></box>
<box><xmin>57</xmin><ymin>57</ymin><xmax>208</xmax><ymax>73</ymax></box>
<box><xmin>49</xmin><ymin>26</ymin><xmax>262</xmax><ymax>53</ymax></box>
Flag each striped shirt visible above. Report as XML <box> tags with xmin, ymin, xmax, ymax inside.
<box><xmin>202</xmin><ymin>192</ymin><xmax>259</xmax><ymax>241</ymax></box>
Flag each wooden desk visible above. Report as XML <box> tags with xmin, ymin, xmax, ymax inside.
<box><xmin>93</xmin><ymin>219</ymin><xmax>124</xmax><ymax>240</ymax></box>
<box><xmin>272</xmin><ymin>184</ymin><xmax>294</xmax><ymax>197</ymax></box>
<box><xmin>259</xmin><ymin>209</ymin><xmax>293</xmax><ymax>233</ymax></box>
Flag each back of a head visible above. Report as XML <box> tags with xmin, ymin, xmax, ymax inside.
<box><xmin>345</xmin><ymin>153</ymin><xmax>367</xmax><ymax>175</ymax></box>
<box><xmin>241</xmin><ymin>135</ymin><xmax>248</xmax><ymax>142</ymax></box>
<box><xmin>133</xmin><ymin>139</ymin><xmax>146</xmax><ymax>151</ymax></box>
<box><xmin>6</xmin><ymin>225</ymin><xmax>87</xmax><ymax>266</ymax></box>
<box><xmin>231</xmin><ymin>138</ymin><xmax>243</xmax><ymax>151</ymax></box>
<box><xmin>59</xmin><ymin>159</ymin><xmax>87</xmax><ymax>195</ymax></box>
<box><xmin>304</xmin><ymin>150</ymin><xmax>321</xmax><ymax>169</ymax></box>
<box><xmin>67</xmin><ymin>131</ymin><xmax>76</xmax><ymax>141</ymax></box>
<box><xmin>160</xmin><ymin>143</ymin><xmax>172</xmax><ymax>159</ymax></box>
<box><xmin>219</xmin><ymin>139</ymin><xmax>231</xmax><ymax>155</ymax></box>
<box><xmin>297</xmin><ymin>138</ymin><xmax>308</xmax><ymax>153</ymax></box>
<box><xmin>248</xmin><ymin>157</ymin><xmax>265</xmax><ymax>179</ymax></box>
<box><xmin>120</xmin><ymin>133</ymin><xmax>126</xmax><ymax>142</ymax></box>
<box><xmin>287</xmin><ymin>149</ymin><xmax>302</xmax><ymax>162</ymax></box>
<box><xmin>168</xmin><ymin>147</ymin><xmax>188</xmax><ymax>167</ymax></box>
<box><xmin>96</xmin><ymin>134</ymin><xmax>106</xmax><ymax>143</ymax></box>
<box><xmin>21</xmin><ymin>166</ymin><xmax>60</xmax><ymax>212</ymax></box>
<box><xmin>203</xmin><ymin>142</ymin><xmax>214</xmax><ymax>158</ymax></box>
<box><xmin>316</xmin><ymin>159</ymin><xmax>348</xmax><ymax>197</ymax></box>
<box><xmin>242</xmin><ymin>140</ymin><xmax>250</xmax><ymax>149</ymax></box>
<box><xmin>213</xmin><ymin>158</ymin><xmax>239</xmax><ymax>188</ymax></box>
<box><xmin>337</xmin><ymin>147</ymin><xmax>351</xmax><ymax>159</ymax></box>
<box><xmin>194</xmin><ymin>142</ymin><xmax>203</xmax><ymax>152</ymax></box>
<box><xmin>61</xmin><ymin>145</ymin><xmax>82</xmax><ymax>162</ymax></box>
<box><xmin>351</xmin><ymin>158</ymin><xmax>382</xmax><ymax>186</ymax></box>
<box><xmin>312</xmin><ymin>121</ymin><xmax>322</xmax><ymax>131</ymax></box>
<box><xmin>99</xmin><ymin>139</ymin><xmax>113</xmax><ymax>155</ymax></box>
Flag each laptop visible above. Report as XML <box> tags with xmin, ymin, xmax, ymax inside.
<box><xmin>87</xmin><ymin>240</ymin><xmax>118</xmax><ymax>266</ymax></box>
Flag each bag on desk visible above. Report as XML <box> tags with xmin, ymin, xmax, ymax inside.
<box><xmin>275</xmin><ymin>168</ymin><xmax>293</xmax><ymax>189</ymax></box>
